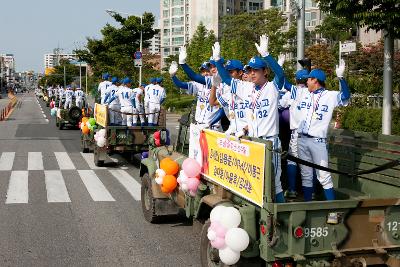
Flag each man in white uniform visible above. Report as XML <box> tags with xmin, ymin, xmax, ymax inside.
<box><xmin>75</xmin><ymin>87</ymin><xmax>85</xmax><ymax>109</ymax></box>
<box><xmin>104</xmin><ymin>77</ymin><xmax>121</xmax><ymax>125</ymax></box>
<box><xmin>98</xmin><ymin>73</ymin><xmax>112</xmax><ymax>104</ymax></box>
<box><xmin>64</xmin><ymin>86</ymin><xmax>75</xmax><ymax>109</ymax></box>
<box><xmin>108</xmin><ymin>77</ymin><xmax>134</xmax><ymax>126</ymax></box>
<box><xmin>147</xmin><ymin>78</ymin><xmax>166</xmax><ymax>126</ymax></box>
<box><xmin>132</xmin><ymin>86</ymin><xmax>146</xmax><ymax>126</ymax></box>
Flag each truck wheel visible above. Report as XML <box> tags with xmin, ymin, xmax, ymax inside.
<box><xmin>141</xmin><ymin>173</ymin><xmax>158</xmax><ymax>223</ymax></box>
<box><xmin>94</xmin><ymin>147</ymin><xmax>104</xmax><ymax>166</ymax></box>
<box><xmin>68</xmin><ymin>106</ymin><xmax>82</xmax><ymax>121</ymax></box>
<box><xmin>200</xmin><ymin>220</ymin><xmax>233</xmax><ymax>267</ymax></box>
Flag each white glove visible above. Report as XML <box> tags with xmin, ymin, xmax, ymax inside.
<box><xmin>225</xmin><ymin>127</ymin><xmax>233</xmax><ymax>139</ymax></box>
<box><xmin>178</xmin><ymin>46</ymin><xmax>187</xmax><ymax>64</ymax></box>
<box><xmin>278</xmin><ymin>54</ymin><xmax>285</xmax><ymax>67</ymax></box>
<box><xmin>234</xmin><ymin>130</ymin><xmax>245</xmax><ymax>139</ymax></box>
<box><xmin>212</xmin><ymin>42</ymin><xmax>221</xmax><ymax>61</ymax></box>
<box><xmin>211</xmin><ymin>74</ymin><xmax>222</xmax><ymax>87</ymax></box>
<box><xmin>169</xmin><ymin>61</ymin><xmax>178</xmax><ymax>77</ymax></box>
<box><xmin>255</xmin><ymin>35</ymin><xmax>269</xmax><ymax>57</ymax></box>
<box><xmin>335</xmin><ymin>59</ymin><xmax>346</xmax><ymax>78</ymax></box>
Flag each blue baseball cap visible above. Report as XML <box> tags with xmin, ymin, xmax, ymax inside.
<box><xmin>102</xmin><ymin>73</ymin><xmax>110</xmax><ymax>80</ymax></box>
<box><xmin>225</xmin><ymin>59</ymin><xmax>244</xmax><ymax>71</ymax></box>
<box><xmin>295</xmin><ymin>69</ymin><xmax>309</xmax><ymax>80</ymax></box>
<box><xmin>150</xmin><ymin>78</ymin><xmax>156</xmax><ymax>83</ymax></box>
<box><xmin>246</xmin><ymin>56</ymin><xmax>267</xmax><ymax>70</ymax></box>
<box><xmin>305</xmin><ymin>69</ymin><xmax>326</xmax><ymax>82</ymax></box>
<box><xmin>122</xmin><ymin>77</ymin><xmax>132</xmax><ymax>84</ymax></box>
<box><xmin>111</xmin><ymin>77</ymin><xmax>119</xmax><ymax>84</ymax></box>
<box><xmin>199</xmin><ymin>61</ymin><xmax>211</xmax><ymax>71</ymax></box>
<box><xmin>209</xmin><ymin>57</ymin><xmax>225</xmax><ymax>66</ymax></box>
<box><xmin>156</xmin><ymin>77</ymin><xmax>163</xmax><ymax>83</ymax></box>
<box><xmin>141</xmin><ymin>83</ymin><xmax>147</xmax><ymax>87</ymax></box>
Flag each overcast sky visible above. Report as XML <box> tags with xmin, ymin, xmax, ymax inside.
<box><xmin>0</xmin><ymin>1</ymin><xmax>160</xmax><ymax>73</ymax></box>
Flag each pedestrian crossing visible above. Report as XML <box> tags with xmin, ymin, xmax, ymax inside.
<box><xmin>0</xmin><ymin>151</ymin><xmax>142</xmax><ymax>205</ymax></box>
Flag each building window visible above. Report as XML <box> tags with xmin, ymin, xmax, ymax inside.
<box><xmin>305</xmin><ymin>11</ymin><xmax>317</xmax><ymax>26</ymax></box>
<box><xmin>171</xmin><ymin>17</ymin><xmax>184</xmax><ymax>26</ymax></box>
<box><xmin>163</xmin><ymin>10</ymin><xmax>169</xmax><ymax>17</ymax></box>
<box><xmin>163</xmin><ymin>0</ymin><xmax>169</xmax><ymax>7</ymax></box>
<box><xmin>172</xmin><ymin>7</ymin><xmax>184</xmax><ymax>16</ymax></box>
<box><xmin>172</xmin><ymin>37</ymin><xmax>184</xmax><ymax>45</ymax></box>
<box><xmin>305</xmin><ymin>0</ymin><xmax>317</xmax><ymax>8</ymax></box>
<box><xmin>271</xmin><ymin>0</ymin><xmax>283</xmax><ymax>7</ymax></box>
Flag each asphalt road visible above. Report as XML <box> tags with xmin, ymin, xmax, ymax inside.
<box><xmin>0</xmin><ymin>92</ymin><xmax>199</xmax><ymax>267</ymax></box>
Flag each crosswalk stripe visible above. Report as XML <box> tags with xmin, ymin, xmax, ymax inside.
<box><xmin>0</xmin><ymin>152</ymin><xmax>15</xmax><ymax>170</ymax></box>
<box><xmin>54</xmin><ymin>152</ymin><xmax>75</xmax><ymax>170</ymax></box>
<box><xmin>108</xmin><ymin>169</ymin><xmax>141</xmax><ymax>201</ymax></box>
<box><xmin>78</xmin><ymin>170</ymin><xmax>115</xmax><ymax>201</ymax></box>
<box><xmin>80</xmin><ymin>153</ymin><xmax>106</xmax><ymax>170</ymax></box>
<box><xmin>6</xmin><ymin>171</ymin><xmax>29</xmax><ymax>204</ymax></box>
<box><xmin>28</xmin><ymin>152</ymin><xmax>43</xmax><ymax>170</ymax></box>
<box><xmin>45</xmin><ymin>170</ymin><xmax>71</xmax><ymax>202</ymax></box>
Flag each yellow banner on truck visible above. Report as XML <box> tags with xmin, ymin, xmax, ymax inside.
<box><xmin>94</xmin><ymin>103</ymin><xmax>108</xmax><ymax>127</ymax></box>
<box><xmin>190</xmin><ymin>126</ymin><xmax>265</xmax><ymax>207</ymax></box>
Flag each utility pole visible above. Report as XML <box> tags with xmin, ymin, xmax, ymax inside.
<box><xmin>139</xmin><ymin>15</ymin><xmax>143</xmax><ymax>86</ymax></box>
<box><xmin>296</xmin><ymin>0</ymin><xmax>305</xmax><ymax>71</ymax></box>
<box><xmin>63</xmin><ymin>65</ymin><xmax>66</xmax><ymax>88</ymax></box>
<box><xmin>382</xmin><ymin>31</ymin><xmax>394</xmax><ymax>135</ymax></box>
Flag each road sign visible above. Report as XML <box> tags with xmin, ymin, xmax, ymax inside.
<box><xmin>340</xmin><ymin>42</ymin><xmax>357</xmax><ymax>53</ymax></box>
<box><xmin>134</xmin><ymin>59</ymin><xmax>142</xmax><ymax>68</ymax></box>
<box><xmin>134</xmin><ymin>51</ymin><xmax>142</xmax><ymax>59</ymax></box>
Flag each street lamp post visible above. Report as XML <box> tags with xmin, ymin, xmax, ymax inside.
<box><xmin>106</xmin><ymin>9</ymin><xmax>143</xmax><ymax>86</ymax></box>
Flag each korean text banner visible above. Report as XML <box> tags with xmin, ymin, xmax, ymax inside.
<box><xmin>201</xmin><ymin>129</ymin><xmax>266</xmax><ymax>207</ymax></box>
<box><xmin>94</xmin><ymin>103</ymin><xmax>107</xmax><ymax>127</ymax></box>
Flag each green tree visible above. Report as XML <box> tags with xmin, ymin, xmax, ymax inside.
<box><xmin>315</xmin><ymin>14</ymin><xmax>356</xmax><ymax>44</ymax></box>
<box><xmin>39</xmin><ymin>59</ymin><xmax>80</xmax><ymax>87</ymax></box>
<box><xmin>186</xmin><ymin>23</ymin><xmax>217</xmax><ymax>70</ymax></box>
<box><xmin>74</xmin><ymin>12</ymin><xmax>158</xmax><ymax>88</ymax></box>
<box><xmin>220</xmin><ymin>9</ymin><xmax>295</xmax><ymax>62</ymax></box>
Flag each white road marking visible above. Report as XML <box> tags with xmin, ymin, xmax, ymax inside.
<box><xmin>0</xmin><ymin>152</ymin><xmax>15</xmax><ymax>171</ymax></box>
<box><xmin>78</xmin><ymin>170</ymin><xmax>115</xmax><ymax>201</ymax></box>
<box><xmin>54</xmin><ymin>152</ymin><xmax>76</xmax><ymax>170</ymax></box>
<box><xmin>28</xmin><ymin>152</ymin><xmax>43</xmax><ymax>170</ymax></box>
<box><xmin>109</xmin><ymin>169</ymin><xmax>141</xmax><ymax>201</ymax></box>
<box><xmin>80</xmin><ymin>153</ymin><xmax>106</xmax><ymax>169</ymax></box>
<box><xmin>45</xmin><ymin>170</ymin><xmax>71</xmax><ymax>202</ymax></box>
<box><xmin>6</xmin><ymin>171</ymin><xmax>29</xmax><ymax>204</ymax></box>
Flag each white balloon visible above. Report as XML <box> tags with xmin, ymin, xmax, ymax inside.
<box><xmin>155</xmin><ymin>177</ymin><xmax>163</xmax><ymax>185</ymax></box>
<box><xmin>97</xmin><ymin>137</ymin><xmax>106</xmax><ymax>148</ymax></box>
<box><xmin>210</xmin><ymin>205</ymin><xmax>226</xmax><ymax>223</ymax></box>
<box><xmin>225</xmin><ymin>228</ymin><xmax>250</xmax><ymax>252</ymax></box>
<box><xmin>86</xmin><ymin>121</ymin><xmax>91</xmax><ymax>127</ymax></box>
<box><xmin>155</xmin><ymin>169</ymin><xmax>166</xmax><ymax>179</ymax></box>
<box><xmin>207</xmin><ymin>230</ymin><xmax>217</xmax><ymax>241</ymax></box>
<box><xmin>220</xmin><ymin>207</ymin><xmax>241</xmax><ymax>229</ymax></box>
<box><xmin>218</xmin><ymin>246</ymin><xmax>241</xmax><ymax>265</ymax></box>
<box><xmin>181</xmin><ymin>183</ymin><xmax>188</xmax><ymax>192</ymax></box>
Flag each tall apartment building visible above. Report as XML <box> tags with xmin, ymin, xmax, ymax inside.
<box><xmin>148</xmin><ymin>25</ymin><xmax>161</xmax><ymax>55</ymax></box>
<box><xmin>0</xmin><ymin>54</ymin><xmax>16</xmax><ymax>85</ymax></box>
<box><xmin>160</xmin><ymin>0</ymin><xmax>259</xmax><ymax>67</ymax></box>
<box><xmin>264</xmin><ymin>0</ymin><xmax>323</xmax><ymax>32</ymax></box>
<box><xmin>44</xmin><ymin>53</ymin><xmax>77</xmax><ymax>70</ymax></box>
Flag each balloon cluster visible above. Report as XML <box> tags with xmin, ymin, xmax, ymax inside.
<box><xmin>94</xmin><ymin>129</ymin><xmax>107</xmax><ymax>147</ymax></box>
<box><xmin>50</xmin><ymin>107</ymin><xmax>58</xmax><ymax>117</ymax></box>
<box><xmin>80</xmin><ymin>117</ymin><xmax>97</xmax><ymax>135</ymax></box>
<box><xmin>155</xmin><ymin>158</ymin><xmax>179</xmax><ymax>194</ymax></box>
<box><xmin>207</xmin><ymin>206</ymin><xmax>250</xmax><ymax>265</ymax></box>
<box><xmin>177</xmin><ymin>158</ymin><xmax>201</xmax><ymax>197</ymax></box>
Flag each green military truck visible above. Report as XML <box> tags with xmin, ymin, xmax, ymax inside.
<box><xmin>140</xmin><ymin>116</ymin><xmax>400</xmax><ymax>267</ymax></box>
<box><xmin>85</xmin><ymin>104</ymin><xmax>167</xmax><ymax>166</ymax></box>
<box><xmin>56</xmin><ymin>106</ymin><xmax>83</xmax><ymax>130</ymax></box>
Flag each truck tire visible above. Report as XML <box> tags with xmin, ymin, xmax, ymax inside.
<box><xmin>141</xmin><ymin>173</ymin><xmax>158</xmax><ymax>223</ymax></box>
<box><xmin>200</xmin><ymin>220</ymin><xmax>234</xmax><ymax>267</ymax></box>
<box><xmin>68</xmin><ymin>106</ymin><xmax>82</xmax><ymax>121</ymax></box>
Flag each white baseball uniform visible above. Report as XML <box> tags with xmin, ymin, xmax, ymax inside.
<box><xmin>147</xmin><ymin>84</ymin><xmax>166</xmax><ymax>125</ymax></box>
<box><xmin>47</xmin><ymin>87</ymin><xmax>54</xmax><ymax>98</ymax></box>
<box><xmin>64</xmin><ymin>89</ymin><xmax>75</xmax><ymax>109</ymax></box>
<box><xmin>105</xmin><ymin>84</ymin><xmax>121</xmax><ymax>125</ymax></box>
<box><xmin>115</xmin><ymin>86</ymin><xmax>134</xmax><ymax>126</ymax></box>
<box><xmin>98</xmin><ymin>80</ymin><xmax>112</xmax><ymax>104</ymax></box>
<box><xmin>217</xmin><ymin>83</ymin><xmax>247</xmax><ymax>132</ymax></box>
<box><xmin>295</xmin><ymin>86</ymin><xmax>349</xmax><ymax>189</ymax></box>
<box><xmin>75</xmin><ymin>89</ymin><xmax>85</xmax><ymax>109</ymax></box>
<box><xmin>132</xmin><ymin>87</ymin><xmax>145</xmax><ymax>125</ymax></box>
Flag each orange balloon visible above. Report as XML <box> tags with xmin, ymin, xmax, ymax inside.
<box><xmin>82</xmin><ymin>125</ymin><xmax>90</xmax><ymax>135</ymax></box>
<box><xmin>161</xmin><ymin>175</ymin><xmax>177</xmax><ymax>193</ymax></box>
<box><xmin>160</xmin><ymin>158</ymin><xmax>179</xmax><ymax>175</ymax></box>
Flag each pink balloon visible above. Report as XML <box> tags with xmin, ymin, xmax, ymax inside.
<box><xmin>189</xmin><ymin>190</ymin><xmax>197</xmax><ymax>197</ymax></box>
<box><xmin>209</xmin><ymin>222</ymin><xmax>217</xmax><ymax>232</ymax></box>
<box><xmin>213</xmin><ymin>222</ymin><xmax>227</xmax><ymax>238</ymax></box>
<box><xmin>155</xmin><ymin>139</ymin><xmax>161</xmax><ymax>147</ymax></box>
<box><xmin>154</xmin><ymin>131</ymin><xmax>160</xmax><ymax>140</ymax></box>
<box><xmin>182</xmin><ymin>158</ymin><xmax>201</xmax><ymax>177</ymax></box>
<box><xmin>211</xmin><ymin>237</ymin><xmax>226</xmax><ymax>249</ymax></box>
<box><xmin>187</xmin><ymin>178</ymin><xmax>200</xmax><ymax>191</ymax></box>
